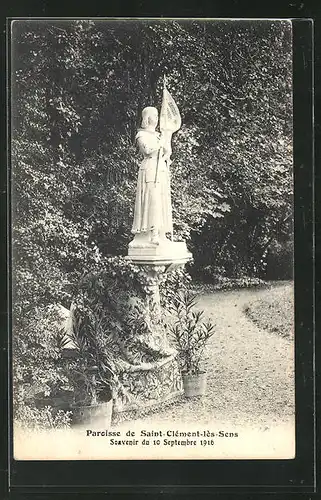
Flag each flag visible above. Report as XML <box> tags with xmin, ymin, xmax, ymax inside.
<box><xmin>160</xmin><ymin>76</ymin><xmax>181</xmax><ymax>133</ymax></box>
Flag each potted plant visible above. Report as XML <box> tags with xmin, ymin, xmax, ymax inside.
<box><xmin>65</xmin><ymin>302</ymin><xmax>119</xmax><ymax>427</ymax></box>
<box><xmin>168</xmin><ymin>291</ymin><xmax>216</xmax><ymax>397</ymax></box>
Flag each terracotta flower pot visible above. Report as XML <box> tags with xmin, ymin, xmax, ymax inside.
<box><xmin>182</xmin><ymin>372</ymin><xmax>207</xmax><ymax>397</ymax></box>
<box><xmin>72</xmin><ymin>399</ymin><xmax>113</xmax><ymax>427</ymax></box>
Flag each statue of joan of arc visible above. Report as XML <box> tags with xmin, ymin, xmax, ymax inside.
<box><xmin>131</xmin><ymin>77</ymin><xmax>181</xmax><ymax>246</ymax></box>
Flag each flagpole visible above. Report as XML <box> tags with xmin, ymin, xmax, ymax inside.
<box><xmin>163</xmin><ymin>74</ymin><xmax>168</xmax><ymax>135</ymax></box>
<box><xmin>154</xmin><ymin>77</ymin><xmax>165</xmax><ymax>186</ymax></box>
<box><xmin>163</xmin><ymin>75</ymin><xmax>174</xmax><ymax>242</ymax></box>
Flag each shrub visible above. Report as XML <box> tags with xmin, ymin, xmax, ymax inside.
<box><xmin>160</xmin><ymin>266</ymin><xmax>192</xmax><ymax>309</ymax></box>
<box><xmin>13</xmin><ymin>304</ymin><xmax>73</xmax><ymax>428</ymax></box>
<box><xmin>14</xmin><ymin>405</ymin><xmax>71</xmax><ymax>431</ymax></box>
<box><xmin>265</xmin><ymin>239</ymin><xmax>294</xmax><ymax>280</ymax></box>
<box><xmin>63</xmin><ymin>257</ymin><xmax>157</xmax><ymax>408</ymax></box>
<box><xmin>167</xmin><ymin>291</ymin><xmax>216</xmax><ymax>375</ymax></box>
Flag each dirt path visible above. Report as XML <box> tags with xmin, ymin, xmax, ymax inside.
<box><xmin>116</xmin><ymin>284</ymin><xmax>295</xmax><ymax>429</ymax></box>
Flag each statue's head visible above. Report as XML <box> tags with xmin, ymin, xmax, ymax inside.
<box><xmin>141</xmin><ymin>106</ymin><xmax>158</xmax><ymax>129</ymax></box>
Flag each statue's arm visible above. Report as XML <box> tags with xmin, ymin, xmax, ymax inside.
<box><xmin>160</xmin><ymin>133</ymin><xmax>171</xmax><ymax>160</ymax></box>
<box><xmin>137</xmin><ymin>136</ymin><xmax>161</xmax><ymax>156</ymax></box>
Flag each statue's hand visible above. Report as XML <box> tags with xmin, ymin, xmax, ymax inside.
<box><xmin>162</xmin><ymin>152</ymin><xmax>171</xmax><ymax>165</ymax></box>
<box><xmin>159</xmin><ymin>135</ymin><xmax>166</xmax><ymax>148</ymax></box>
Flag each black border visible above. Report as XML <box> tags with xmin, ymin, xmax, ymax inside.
<box><xmin>3</xmin><ymin>12</ymin><xmax>318</xmax><ymax>499</ymax></box>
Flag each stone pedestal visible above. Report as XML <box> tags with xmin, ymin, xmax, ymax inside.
<box><xmin>113</xmin><ymin>238</ymin><xmax>192</xmax><ymax>413</ymax></box>
<box><xmin>128</xmin><ymin>233</ymin><xmax>191</xmax><ymax>262</ymax></box>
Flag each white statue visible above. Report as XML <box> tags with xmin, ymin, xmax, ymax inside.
<box><xmin>128</xmin><ymin>77</ymin><xmax>191</xmax><ymax>262</ymax></box>
<box><xmin>131</xmin><ymin>106</ymin><xmax>172</xmax><ymax>246</ymax></box>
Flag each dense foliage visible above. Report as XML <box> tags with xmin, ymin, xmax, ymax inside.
<box><xmin>11</xmin><ymin>20</ymin><xmax>293</xmax><ymax>426</ymax></box>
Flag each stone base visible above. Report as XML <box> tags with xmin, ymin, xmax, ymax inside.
<box><xmin>116</xmin><ymin>238</ymin><xmax>192</xmax><ymax>415</ymax></box>
<box><xmin>127</xmin><ymin>237</ymin><xmax>192</xmax><ymax>266</ymax></box>
<box><xmin>114</xmin><ymin>356</ymin><xmax>183</xmax><ymax>413</ymax></box>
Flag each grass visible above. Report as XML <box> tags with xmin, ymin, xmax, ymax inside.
<box><xmin>190</xmin><ymin>276</ymin><xmax>267</xmax><ymax>293</ymax></box>
<box><xmin>243</xmin><ymin>283</ymin><xmax>294</xmax><ymax>339</ymax></box>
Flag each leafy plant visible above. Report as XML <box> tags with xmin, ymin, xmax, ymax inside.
<box><xmin>13</xmin><ymin>304</ymin><xmax>74</xmax><ymax>428</ymax></box>
<box><xmin>14</xmin><ymin>405</ymin><xmax>72</xmax><ymax>431</ymax></box>
<box><xmin>168</xmin><ymin>291</ymin><xmax>216</xmax><ymax>375</ymax></box>
<box><xmin>65</xmin><ymin>300</ymin><xmax>120</xmax><ymax>407</ymax></box>
<box><xmin>159</xmin><ymin>266</ymin><xmax>192</xmax><ymax>310</ymax></box>
<box><xmin>64</xmin><ymin>261</ymin><xmax>146</xmax><ymax>407</ymax></box>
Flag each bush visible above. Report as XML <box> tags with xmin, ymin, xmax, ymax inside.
<box><xmin>190</xmin><ymin>261</ymin><xmax>266</xmax><ymax>290</ymax></box>
<box><xmin>13</xmin><ymin>304</ymin><xmax>73</xmax><ymax>428</ymax></box>
<box><xmin>14</xmin><ymin>405</ymin><xmax>71</xmax><ymax>431</ymax></box>
<box><xmin>265</xmin><ymin>240</ymin><xmax>293</xmax><ymax>280</ymax></box>
<box><xmin>160</xmin><ymin>266</ymin><xmax>192</xmax><ymax>309</ymax></box>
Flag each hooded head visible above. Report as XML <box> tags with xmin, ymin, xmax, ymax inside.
<box><xmin>141</xmin><ymin>106</ymin><xmax>158</xmax><ymax>130</ymax></box>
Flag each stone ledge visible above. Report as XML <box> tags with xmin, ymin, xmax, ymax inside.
<box><xmin>125</xmin><ymin>254</ymin><xmax>192</xmax><ymax>267</ymax></box>
<box><xmin>127</xmin><ymin>240</ymin><xmax>192</xmax><ymax>266</ymax></box>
